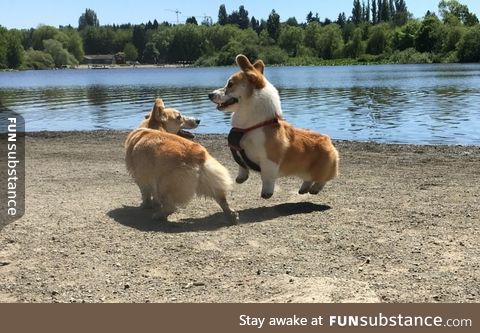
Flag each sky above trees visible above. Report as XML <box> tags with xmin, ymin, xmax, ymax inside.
<box><xmin>1</xmin><ymin>0</ymin><xmax>480</xmax><ymax>29</ymax></box>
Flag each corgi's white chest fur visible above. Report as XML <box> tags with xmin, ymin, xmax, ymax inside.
<box><xmin>231</xmin><ymin>81</ymin><xmax>283</xmax><ymax>165</ymax></box>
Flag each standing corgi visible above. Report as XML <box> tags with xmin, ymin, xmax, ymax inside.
<box><xmin>209</xmin><ymin>55</ymin><xmax>339</xmax><ymax>199</ymax></box>
<box><xmin>125</xmin><ymin>98</ymin><xmax>238</xmax><ymax>223</ymax></box>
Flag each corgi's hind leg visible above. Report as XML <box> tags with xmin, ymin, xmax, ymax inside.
<box><xmin>260</xmin><ymin>160</ymin><xmax>279</xmax><ymax>199</ymax></box>
<box><xmin>299</xmin><ymin>181</ymin><xmax>313</xmax><ymax>195</ymax></box>
<box><xmin>215</xmin><ymin>196</ymin><xmax>239</xmax><ymax>224</ymax></box>
<box><xmin>309</xmin><ymin>182</ymin><xmax>326</xmax><ymax>195</ymax></box>
<box><xmin>139</xmin><ymin>185</ymin><xmax>153</xmax><ymax>209</ymax></box>
<box><xmin>236</xmin><ymin>166</ymin><xmax>249</xmax><ymax>184</ymax></box>
<box><xmin>151</xmin><ymin>182</ymin><xmax>176</xmax><ymax>221</ymax></box>
<box><xmin>152</xmin><ymin>198</ymin><xmax>176</xmax><ymax>221</ymax></box>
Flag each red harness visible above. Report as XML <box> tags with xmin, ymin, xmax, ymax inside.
<box><xmin>228</xmin><ymin>115</ymin><xmax>280</xmax><ymax>172</ymax></box>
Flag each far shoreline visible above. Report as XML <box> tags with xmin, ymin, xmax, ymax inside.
<box><xmin>21</xmin><ymin>130</ymin><xmax>480</xmax><ymax>147</ymax></box>
<box><xmin>3</xmin><ymin>61</ymin><xmax>479</xmax><ymax>72</ymax></box>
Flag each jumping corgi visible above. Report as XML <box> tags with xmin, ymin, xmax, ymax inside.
<box><xmin>208</xmin><ymin>55</ymin><xmax>339</xmax><ymax>199</ymax></box>
<box><xmin>125</xmin><ymin>98</ymin><xmax>238</xmax><ymax>223</ymax></box>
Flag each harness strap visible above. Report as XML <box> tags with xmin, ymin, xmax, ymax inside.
<box><xmin>227</xmin><ymin>116</ymin><xmax>280</xmax><ymax>172</ymax></box>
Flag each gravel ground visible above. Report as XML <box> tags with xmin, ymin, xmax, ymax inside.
<box><xmin>0</xmin><ymin>131</ymin><xmax>479</xmax><ymax>303</ymax></box>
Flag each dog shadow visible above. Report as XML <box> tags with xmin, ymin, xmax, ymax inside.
<box><xmin>107</xmin><ymin>202</ymin><xmax>331</xmax><ymax>233</ymax></box>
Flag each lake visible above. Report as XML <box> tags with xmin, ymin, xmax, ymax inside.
<box><xmin>1</xmin><ymin>64</ymin><xmax>480</xmax><ymax>145</ymax></box>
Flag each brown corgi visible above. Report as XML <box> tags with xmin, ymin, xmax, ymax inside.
<box><xmin>125</xmin><ymin>98</ymin><xmax>238</xmax><ymax>223</ymax></box>
<box><xmin>209</xmin><ymin>55</ymin><xmax>339</xmax><ymax>199</ymax></box>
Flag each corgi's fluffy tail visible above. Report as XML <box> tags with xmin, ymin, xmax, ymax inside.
<box><xmin>197</xmin><ymin>155</ymin><xmax>233</xmax><ymax>199</ymax></box>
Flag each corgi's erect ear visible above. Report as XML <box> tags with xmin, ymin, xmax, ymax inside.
<box><xmin>236</xmin><ymin>55</ymin><xmax>266</xmax><ymax>89</ymax></box>
<box><xmin>154</xmin><ymin>98</ymin><xmax>165</xmax><ymax>111</ymax></box>
<box><xmin>236</xmin><ymin>54</ymin><xmax>254</xmax><ymax>72</ymax></box>
<box><xmin>152</xmin><ymin>98</ymin><xmax>166</xmax><ymax>122</ymax></box>
<box><xmin>253</xmin><ymin>60</ymin><xmax>265</xmax><ymax>75</ymax></box>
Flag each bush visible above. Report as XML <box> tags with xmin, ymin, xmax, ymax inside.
<box><xmin>258</xmin><ymin>46</ymin><xmax>288</xmax><ymax>64</ymax></box>
<box><xmin>23</xmin><ymin>49</ymin><xmax>55</xmax><ymax>69</ymax></box>
<box><xmin>43</xmin><ymin>39</ymin><xmax>78</xmax><ymax>68</ymax></box>
<box><xmin>123</xmin><ymin>43</ymin><xmax>138</xmax><ymax>62</ymax></box>
<box><xmin>389</xmin><ymin>48</ymin><xmax>432</xmax><ymax>64</ymax></box>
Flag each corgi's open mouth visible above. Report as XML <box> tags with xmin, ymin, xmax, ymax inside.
<box><xmin>178</xmin><ymin>129</ymin><xmax>195</xmax><ymax>139</ymax></box>
<box><xmin>216</xmin><ymin>97</ymin><xmax>238</xmax><ymax>111</ymax></box>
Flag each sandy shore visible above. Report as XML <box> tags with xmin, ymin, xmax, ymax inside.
<box><xmin>0</xmin><ymin>131</ymin><xmax>479</xmax><ymax>303</ymax></box>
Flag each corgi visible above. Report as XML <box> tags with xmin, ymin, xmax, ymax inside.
<box><xmin>208</xmin><ymin>54</ymin><xmax>339</xmax><ymax>199</ymax></box>
<box><xmin>125</xmin><ymin>98</ymin><xmax>238</xmax><ymax>223</ymax></box>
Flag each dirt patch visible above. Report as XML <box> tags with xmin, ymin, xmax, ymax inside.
<box><xmin>0</xmin><ymin>131</ymin><xmax>478</xmax><ymax>303</ymax></box>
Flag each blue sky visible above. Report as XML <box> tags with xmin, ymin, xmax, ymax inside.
<box><xmin>2</xmin><ymin>0</ymin><xmax>480</xmax><ymax>29</ymax></box>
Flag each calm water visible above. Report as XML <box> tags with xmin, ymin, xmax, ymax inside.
<box><xmin>1</xmin><ymin>64</ymin><xmax>480</xmax><ymax>144</ymax></box>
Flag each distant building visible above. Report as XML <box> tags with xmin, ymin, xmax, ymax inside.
<box><xmin>84</xmin><ymin>55</ymin><xmax>114</xmax><ymax>68</ymax></box>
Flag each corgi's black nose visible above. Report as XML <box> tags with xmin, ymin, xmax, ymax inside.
<box><xmin>208</xmin><ymin>93</ymin><xmax>214</xmax><ymax>100</ymax></box>
<box><xmin>195</xmin><ymin>119</ymin><xmax>201</xmax><ymax>125</ymax></box>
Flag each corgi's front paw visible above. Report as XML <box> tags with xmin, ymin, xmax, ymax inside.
<box><xmin>226</xmin><ymin>210</ymin><xmax>239</xmax><ymax>225</ymax></box>
<box><xmin>236</xmin><ymin>175</ymin><xmax>248</xmax><ymax>184</ymax></box>
<box><xmin>261</xmin><ymin>191</ymin><xmax>273</xmax><ymax>199</ymax></box>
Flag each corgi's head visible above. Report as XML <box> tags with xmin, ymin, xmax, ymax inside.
<box><xmin>141</xmin><ymin>98</ymin><xmax>200</xmax><ymax>138</ymax></box>
<box><xmin>208</xmin><ymin>54</ymin><xmax>266</xmax><ymax>112</ymax></box>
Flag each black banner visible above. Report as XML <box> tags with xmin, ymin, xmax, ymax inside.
<box><xmin>0</xmin><ymin>104</ymin><xmax>25</xmax><ymax>231</ymax></box>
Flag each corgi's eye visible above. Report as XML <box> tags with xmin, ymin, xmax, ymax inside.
<box><xmin>176</xmin><ymin>115</ymin><xmax>182</xmax><ymax>120</ymax></box>
<box><xmin>227</xmin><ymin>81</ymin><xmax>233</xmax><ymax>88</ymax></box>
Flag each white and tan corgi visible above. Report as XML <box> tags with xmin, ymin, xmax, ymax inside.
<box><xmin>125</xmin><ymin>98</ymin><xmax>238</xmax><ymax>223</ymax></box>
<box><xmin>209</xmin><ymin>54</ymin><xmax>339</xmax><ymax>199</ymax></box>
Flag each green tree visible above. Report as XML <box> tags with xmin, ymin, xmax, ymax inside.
<box><xmin>81</xmin><ymin>26</ymin><xmax>115</xmax><ymax>54</ymax></box>
<box><xmin>439</xmin><ymin>0</ymin><xmax>479</xmax><ymax>26</ymax></box>
<box><xmin>304</xmin><ymin>21</ymin><xmax>322</xmax><ymax>50</ymax></box>
<box><xmin>132</xmin><ymin>25</ymin><xmax>146</xmax><ymax>58</ymax></box>
<box><xmin>250</xmin><ymin>16</ymin><xmax>260</xmax><ymax>33</ymax></box>
<box><xmin>266</xmin><ymin>10</ymin><xmax>281</xmax><ymax>41</ymax></box>
<box><xmin>352</xmin><ymin>0</ymin><xmax>363</xmax><ymax>25</ymax></box>
<box><xmin>393</xmin><ymin>20</ymin><xmax>420</xmax><ymax>50</ymax></box>
<box><xmin>43</xmin><ymin>39</ymin><xmax>78</xmax><ymax>67</ymax></box>
<box><xmin>344</xmin><ymin>27</ymin><xmax>365</xmax><ymax>58</ymax></box>
<box><xmin>65</xmin><ymin>30</ymin><xmax>84</xmax><ymax>62</ymax></box>
<box><xmin>372</xmin><ymin>0</ymin><xmax>378</xmax><ymax>24</ymax></box>
<box><xmin>79</xmin><ymin>8</ymin><xmax>100</xmax><ymax>30</ymax></box>
<box><xmin>336</xmin><ymin>12</ymin><xmax>347</xmax><ymax>28</ymax></box>
<box><xmin>457</xmin><ymin>26</ymin><xmax>480</xmax><ymax>62</ymax></box>
<box><xmin>0</xmin><ymin>27</ymin><xmax>8</xmax><ymax>69</ymax></box>
<box><xmin>167</xmin><ymin>25</ymin><xmax>206</xmax><ymax>62</ymax></box>
<box><xmin>415</xmin><ymin>14</ymin><xmax>442</xmax><ymax>53</ymax></box>
<box><xmin>32</xmin><ymin>25</ymin><xmax>57</xmax><ymax>50</ymax></box>
<box><xmin>152</xmin><ymin>28</ymin><xmax>174</xmax><ymax>62</ymax></box>
<box><xmin>6</xmin><ymin>30</ymin><xmax>24</xmax><ymax>68</ymax></box>
<box><xmin>238</xmin><ymin>6</ymin><xmax>250</xmax><ymax>29</ymax></box>
<box><xmin>124</xmin><ymin>42</ymin><xmax>138</xmax><ymax>61</ymax></box>
<box><xmin>306</xmin><ymin>11</ymin><xmax>320</xmax><ymax>24</ymax></box>
<box><xmin>205</xmin><ymin>24</ymin><xmax>239</xmax><ymax>51</ymax></box>
<box><xmin>143</xmin><ymin>42</ymin><xmax>159</xmax><ymax>63</ymax></box>
<box><xmin>367</xmin><ymin>23</ymin><xmax>389</xmax><ymax>54</ymax></box>
<box><xmin>218</xmin><ymin>5</ymin><xmax>228</xmax><ymax>25</ymax></box>
<box><xmin>285</xmin><ymin>17</ymin><xmax>299</xmax><ymax>27</ymax></box>
<box><xmin>278</xmin><ymin>25</ymin><xmax>304</xmax><ymax>56</ymax></box>
<box><xmin>393</xmin><ymin>0</ymin><xmax>409</xmax><ymax>26</ymax></box>
<box><xmin>308</xmin><ymin>24</ymin><xmax>344</xmax><ymax>59</ymax></box>
<box><xmin>186</xmin><ymin>17</ymin><xmax>198</xmax><ymax>25</ymax></box>
<box><xmin>365</xmin><ymin>0</ymin><xmax>371</xmax><ymax>22</ymax></box>
<box><xmin>342</xmin><ymin>22</ymin><xmax>356</xmax><ymax>43</ymax></box>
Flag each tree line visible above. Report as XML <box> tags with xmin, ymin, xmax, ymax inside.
<box><xmin>1</xmin><ymin>0</ymin><xmax>479</xmax><ymax>70</ymax></box>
